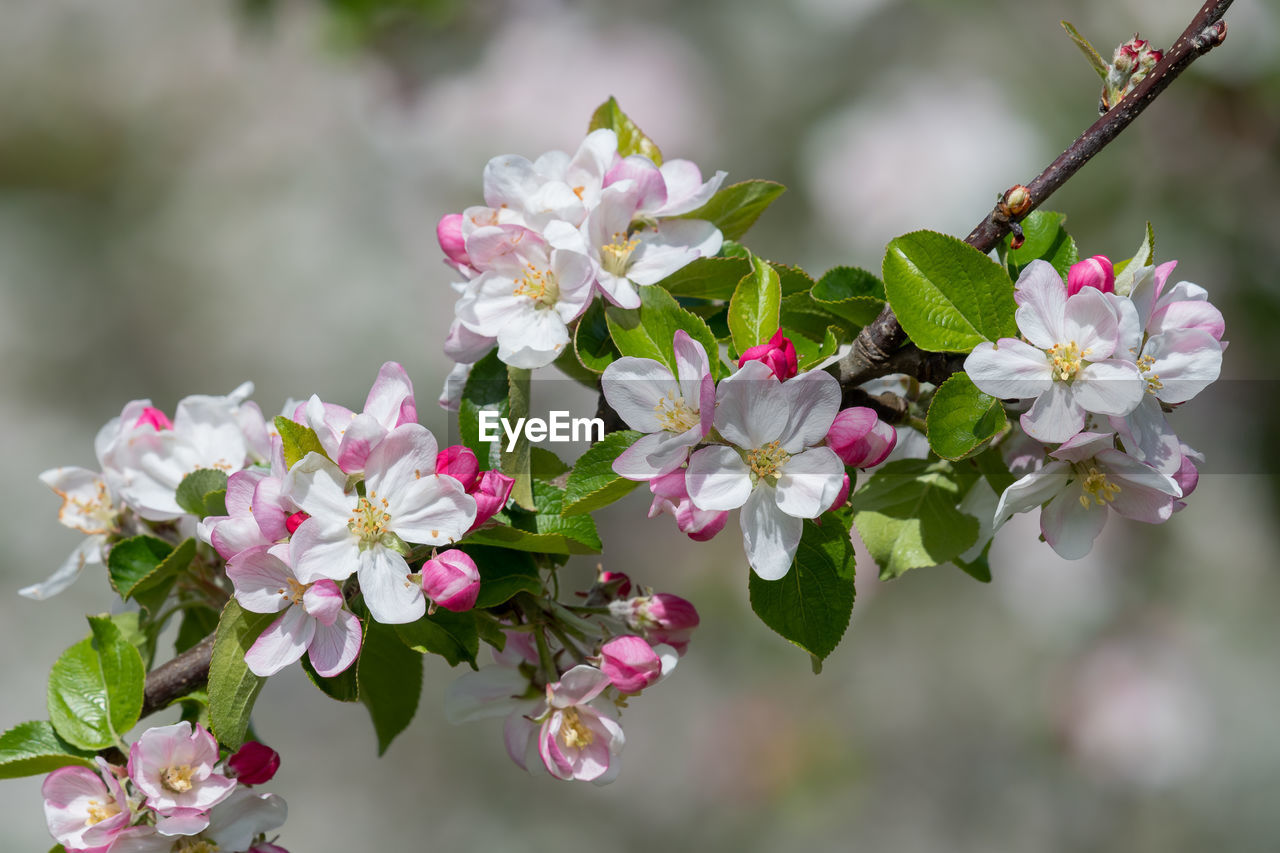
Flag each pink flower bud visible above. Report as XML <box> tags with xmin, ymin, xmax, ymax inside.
<box><xmin>642</xmin><ymin>593</ymin><xmax>700</xmax><ymax>631</ymax></box>
<box><xmin>648</xmin><ymin>468</ymin><xmax>728</xmax><ymax>542</ymax></box>
<box><xmin>284</xmin><ymin>511</ymin><xmax>309</xmax><ymax>535</ymax></box>
<box><xmin>826</xmin><ymin>407</ymin><xmax>897</xmax><ymax>468</ymax></box>
<box><xmin>421</xmin><ymin>550</ymin><xmax>481</xmax><ymax>612</ymax></box>
<box><xmin>598</xmin><ymin>570</ymin><xmax>632</xmax><ymax>598</ymax></box>
<box><xmin>437</xmin><ymin>213</ymin><xmax>470</xmax><ymax>269</ymax></box>
<box><xmin>621</xmin><ymin>592</ymin><xmax>700</xmax><ymax>655</ymax></box>
<box><xmin>826</xmin><ymin>473</ymin><xmax>851</xmax><ymax>513</ymax></box>
<box><xmin>135</xmin><ymin>406</ymin><xmax>173</xmax><ymax>431</ymax></box>
<box><xmin>737</xmin><ymin>330</ymin><xmax>798</xmax><ymax>381</ymax></box>
<box><xmin>436</xmin><ymin>444</ymin><xmax>480</xmax><ymax>492</ymax></box>
<box><xmin>599</xmin><ymin>635</ymin><xmax>662</xmax><ymax>694</ymax></box>
<box><xmin>226</xmin><ymin>741</ymin><xmax>281</xmax><ymax>785</ymax></box>
<box><xmin>469</xmin><ymin>470</ymin><xmax>514</xmax><ymax>531</ymax></box>
<box><xmin>1067</xmin><ymin>255</ymin><xmax>1115</xmax><ymax>296</ymax></box>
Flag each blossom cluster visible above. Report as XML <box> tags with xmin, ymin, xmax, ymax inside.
<box><xmin>445</xmin><ymin>570</ymin><xmax>698</xmax><ymax>784</ymax></box>
<box><xmin>31</xmin><ymin>361</ymin><xmax>515</xmax><ymax>678</ymax></box>
<box><xmin>41</xmin><ymin>723</ymin><xmax>285</xmax><ymax>853</ymax></box>
<box><xmin>602</xmin><ymin>330</ymin><xmax>896</xmax><ymax>579</ymax></box>
<box><xmin>437</xmin><ymin>128</ymin><xmax>726</xmax><ymax>375</ymax></box>
<box><xmin>965</xmin><ymin>254</ymin><xmax>1225</xmax><ymax>558</ymax></box>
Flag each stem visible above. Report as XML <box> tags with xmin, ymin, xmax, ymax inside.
<box><xmin>828</xmin><ymin>0</ymin><xmax>1233</xmax><ymax>390</ymax></box>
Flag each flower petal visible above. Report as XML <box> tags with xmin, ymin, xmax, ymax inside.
<box><xmin>1041</xmin><ymin>483</ymin><xmax>1107</xmax><ymax>560</ymax></box>
<box><xmin>964</xmin><ymin>339</ymin><xmax>1053</xmax><ymax>400</ymax></box>
<box><xmin>685</xmin><ymin>446</ymin><xmax>753</xmax><ymax>511</ymax></box>
<box><xmin>1019</xmin><ymin>382</ymin><xmax>1086</xmax><ymax>443</ymax></box>
<box><xmin>1013</xmin><ymin>260</ymin><xmax>1068</xmax><ymax>348</ymax></box>
<box><xmin>244</xmin><ymin>607</ymin><xmax>314</xmax><ymax>677</ymax></box>
<box><xmin>774</xmin><ymin>447</ymin><xmax>844</xmax><ymax>518</ymax></box>
<box><xmin>713</xmin><ymin>360</ymin><xmax>789</xmax><ymax>448</ymax></box>
<box><xmin>741</xmin><ymin>485</ymin><xmax>803</xmax><ymax>580</ymax></box>
<box><xmin>1073</xmin><ymin>359</ymin><xmax>1145</xmax><ymax>416</ymax></box>
<box><xmin>358</xmin><ymin>548</ymin><xmax>425</xmax><ymax>625</ymax></box>
<box><xmin>777</xmin><ymin>370</ymin><xmax>842</xmax><ymax>452</ymax></box>
<box><xmin>601</xmin><ymin>357</ymin><xmax>677</xmax><ymax>433</ymax></box>
<box><xmin>307</xmin><ymin>608</ymin><xmax>363</xmax><ymax>677</ymax></box>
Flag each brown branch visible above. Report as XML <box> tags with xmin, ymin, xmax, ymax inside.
<box><xmin>828</xmin><ymin>0</ymin><xmax>1233</xmax><ymax>391</ymax></box>
<box><xmin>140</xmin><ymin>634</ymin><xmax>216</xmax><ymax>719</ymax></box>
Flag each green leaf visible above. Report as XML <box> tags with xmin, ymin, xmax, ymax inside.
<box><xmin>974</xmin><ymin>446</ymin><xmax>1016</xmax><ymax>496</ymax></box>
<box><xmin>1061</xmin><ymin>20</ymin><xmax>1110</xmax><ymax>79</ymax></box>
<box><xmin>954</xmin><ymin>540</ymin><xmax>993</xmax><ymax>584</ymax></box>
<box><xmin>175</xmin><ymin>605</ymin><xmax>221</xmax><ymax>655</ymax></box>
<box><xmin>395</xmin><ymin>610</ymin><xmax>480</xmax><ymax>668</ymax></box>
<box><xmin>606</xmin><ymin>286</ymin><xmax>722</xmax><ymax>380</ymax></box>
<box><xmin>457</xmin><ymin>350</ymin><xmax>509</xmax><ymax>469</ymax></box>
<box><xmin>926</xmin><ymin>372</ymin><xmax>1009</xmax><ymax>461</ymax></box>
<box><xmin>791</xmin><ymin>326</ymin><xmax>841</xmax><ymax>371</ymax></box>
<box><xmin>728</xmin><ymin>255</ymin><xmax>782</xmax><ymax>353</ymax></box>
<box><xmin>1113</xmin><ymin>221</ymin><xmax>1155</xmax><ymax>296</ymax></box>
<box><xmin>805</xmin><ymin>266</ymin><xmax>887</xmax><ymax>330</ymax></box>
<box><xmin>466</xmin><ymin>483</ymin><xmax>602</xmax><ymax>555</ymax></box>
<box><xmin>571</xmin><ymin>298</ymin><xmax>618</xmax><ymax>373</ymax></box>
<box><xmin>207</xmin><ymin>600</ymin><xmax>275</xmax><ymax>750</ymax></box>
<box><xmin>882</xmin><ymin>230</ymin><xmax>1017</xmax><ymax>352</ymax></box>
<box><xmin>503</xmin><ymin>367</ymin><xmax>534</xmax><ymax>510</ymax></box>
<box><xmin>562</xmin><ymin>430</ymin><xmax>643</xmax><ymax>516</ymax></box>
<box><xmin>301</xmin><ymin>655</ymin><xmax>360</xmax><ymax>702</ymax></box>
<box><xmin>274</xmin><ymin>416</ymin><xmax>328</xmax><ymax>470</ymax></box>
<box><xmin>748</xmin><ymin>520</ymin><xmax>856</xmax><ymax>661</ymax></box>
<box><xmin>1005</xmin><ymin>210</ymin><xmax>1079</xmax><ymax>281</ymax></box>
<box><xmin>679</xmin><ymin>180</ymin><xmax>786</xmax><ymax>241</ymax></box>
<box><xmin>659</xmin><ymin>256</ymin><xmax>751</xmax><ymax>300</ymax></box>
<box><xmin>464</xmin><ymin>545</ymin><xmax>542</xmax><ymax>608</ymax></box>
<box><xmin>588</xmin><ymin>97</ymin><xmax>662</xmax><ymax>165</ymax></box>
<box><xmin>529</xmin><ymin>447</ymin><xmax>570</xmax><ymax>482</ymax></box>
<box><xmin>359</xmin><ymin>619</ymin><xmax>425</xmax><ymax>755</ymax></box>
<box><xmin>0</xmin><ymin>721</ymin><xmax>96</xmax><ymax>779</ymax></box>
<box><xmin>850</xmin><ymin>459</ymin><xmax>981</xmax><ymax>580</ymax></box>
<box><xmin>107</xmin><ymin>535</ymin><xmax>175</xmax><ymax>600</ymax></box>
<box><xmin>47</xmin><ymin>616</ymin><xmax>146</xmax><ymax>750</ymax></box>
<box><xmin>175</xmin><ymin>469</ymin><xmax>230</xmax><ymax>519</ymax></box>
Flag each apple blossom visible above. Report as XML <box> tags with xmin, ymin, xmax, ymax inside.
<box><xmin>603</xmin><ymin>153</ymin><xmax>727</xmax><ymax>219</ymax></box>
<box><xmin>419</xmin><ymin>549</ymin><xmax>481</xmax><ymax>612</ymax></box>
<box><xmin>993</xmin><ymin>431</ymin><xmax>1181</xmax><ymax>559</ymax></box>
<box><xmin>534</xmin><ymin>665</ymin><xmax>626</xmax><ymax>784</ymax></box>
<box><xmin>42</xmin><ymin>760</ymin><xmax>131</xmax><ymax>851</ymax></box>
<box><xmin>610</xmin><ymin>592</ymin><xmax>700</xmax><ymax>655</ymax></box>
<box><xmin>228</xmin><ymin>545</ymin><xmax>362</xmax><ymax>677</ymax></box>
<box><xmin>686</xmin><ymin>360</ymin><xmax>845</xmax><ymax>580</ymax></box>
<box><xmin>603</xmin><ymin>330</ymin><xmax>715</xmax><ymax>481</ymax></box>
<box><xmin>106</xmin><ymin>788</ymin><xmax>287</xmax><ymax>853</ymax></box>
<box><xmin>21</xmin><ymin>467</ymin><xmax>122</xmax><ymax>600</ymax></box>
<box><xmin>1067</xmin><ymin>255</ymin><xmax>1115</xmax><ymax>295</ymax></box>
<box><xmin>825</xmin><ymin>407</ymin><xmax>897</xmax><ymax>468</ymax></box>
<box><xmin>127</xmin><ymin>722</ymin><xmax>236</xmax><ymax>820</ymax></box>
<box><xmin>965</xmin><ymin>259</ymin><xmax>1144</xmax><ymax>444</ymax></box>
<box><xmin>301</xmin><ymin>361</ymin><xmax>418</xmax><ymax>476</ymax></box>
<box><xmin>738</xmin><ymin>329</ymin><xmax>798</xmax><ymax>381</ymax></box>
<box><xmin>226</xmin><ymin>743</ymin><xmax>280</xmax><ymax>786</ymax></box>
<box><xmin>598</xmin><ymin>635</ymin><xmax>675</xmax><ymax>694</ymax></box>
<box><xmin>285</xmin><ymin>424</ymin><xmax>476</xmax><ymax>624</ymax></box>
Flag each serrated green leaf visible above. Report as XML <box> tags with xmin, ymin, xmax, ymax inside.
<box><xmin>790</xmin><ymin>326</ymin><xmax>841</xmax><ymax>371</ymax></box>
<box><xmin>679</xmin><ymin>180</ymin><xmax>786</xmax><ymax>241</ymax></box>
<box><xmin>529</xmin><ymin>447</ymin><xmax>570</xmax><ymax>481</ymax></box>
<box><xmin>1005</xmin><ymin>210</ymin><xmax>1079</xmax><ymax>281</ymax></box>
<box><xmin>1061</xmin><ymin>20</ymin><xmax>1110</xmax><ymax>79</ymax></box>
<box><xmin>358</xmin><ymin>619</ymin><xmax>425</xmax><ymax>755</ymax></box>
<box><xmin>274</xmin><ymin>417</ymin><xmax>328</xmax><ymax>470</ymax></box>
<box><xmin>850</xmin><ymin>459</ymin><xmax>981</xmax><ymax>580</ymax></box>
<box><xmin>463</xmin><ymin>545</ymin><xmax>542</xmax><ymax>608</ymax></box>
<box><xmin>659</xmin><ymin>256</ymin><xmax>751</xmax><ymax>299</ymax></box>
<box><xmin>562</xmin><ymin>431</ymin><xmax>643</xmax><ymax>516</ymax></box>
<box><xmin>926</xmin><ymin>372</ymin><xmax>1009</xmax><ymax>461</ymax></box>
<box><xmin>47</xmin><ymin>616</ymin><xmax>146</xmax><ymax>750</ymax></box>
<box><xmin>1113</xmin><ymin>221</ymin><xmax>1155</xmax><ymax>296</ymax></box>
<box><xmin>0</xmin><ymin>721</ymin><xmax>96</xmax><ymax>779</ymax></box>
<box><xmin>571</xmin><ymin>298</ymin><xmax>617</xmax><ymax>373</ymax></box>
<box><xmin>395</xmin><ymin>609</ymin><xmax>480</xmax><ymax>668</ymax></box>
<box><xmin>748</xmin><ymin>520</ymin><xmax>855</xmax><ymax>661</ymax></box>
<box><xmin>588</xmin><ymin>97</ymin><xmax>662</xmax><ymax>165</ymax></box>
<box><xmin>301</xmin><ymin>654</ymin><xmax>360</xmax><ymax>702</ymax></box>
<box><xmin>466</xmin><ymin>483</ymin><xmax>602</xmax><ymax>555</ymax></box>
<box><xmin>606</xmin><ymin>285</ymin><xmax>722</xmax><ymax>380</ymax></box>
<box><xmin>801</xmin><ymin>265</ymin><xmax>887</xmax><ymax>329</ymax></box>
<box><xmin>106</xmin><ymin>535</ymin><xmax>174</xmax><ymax>600</ymax></box>
<box><xmin>728</xmin><ymin>255</ymin><xmax>782</xmax><ymax>353</ymax></box>
<box><xmin>457</xmin><ymin>350</ymin><xmax>509</xmax><ymax>470</ymax></box>
<box><xmin>208</xmin><ymin>600</ymin><xmax>275</xmax><ymax>750</ymax></box>
<box><xmin>883</xmin><ymin>230</ymin><xmax>1018</xmax><ymax>352</ymax></box>
<box><xmin>175</xmin><ymin>469</ymin><xmax>230</xmax><ymax>518</ymax></box>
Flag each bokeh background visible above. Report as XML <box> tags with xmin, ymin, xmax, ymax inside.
<box><xmin>2</xmin><ymin>0</ymin><xmax>1279</xmax><ymax>850</ymax></box>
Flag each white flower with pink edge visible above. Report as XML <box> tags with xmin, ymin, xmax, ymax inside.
<box><xmin>534</xmin><ymin>665</ymin><xmax>625</xmax><ymax>784</ymax></box>
<box><xmin>42</xmin><ymin>759</ymin><xmax>131</xmax><ymax>851</ymax></box>
<box><xmin>127</xmin><ymin>722</ymin><xmax>236</xmax><ymax>826</ymax></box>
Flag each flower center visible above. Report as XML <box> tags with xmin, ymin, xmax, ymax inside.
<box><xmin>601</xmin><ymin>232</ymin><xmax>640</xmax><ymax>277</ymax></box>
<box><xmin>279</xmin><ymin>577</ymin><xmax>308</xmax><ymax>607</ymax></box>
<box><xmin>1136</xmin><ymin>353</ymin><xmax>1163</xmax><ymax>394</ymax></box>
<box><xmin>653</xmin><ymin>393</ymin><xmax>700</xmax><ymax>433</ymax></box>
<box><xmin>161</xmin><ymin>765</ymin><xmax>195</xmax><ymax>794</ymax></box>
<box><xmin>560</xmin><ymin>707</ymin><xmax>595</xmax><ymax>749</ymax></box>
<box><xmin>746</xmin><ymin>441</ymin><xmax>790</xmax><ymax>484</ymax></box>
<box><xmin>84</xmin><ymin>798</ymin><xmax>120</xmax><ymax>826</ymax></box>
<box><xmin>1078</xmin><ymin>466</ymin><xmax>1122</xmax><ymax>508</ymax></box>
<box><xmin>513</xmin><ymin>263</ymin><xmax>560</xmax><ymax>309</ymax></box>
<box><xmin>65</xmin><ymin>480</ymin><xmax>118</xmax><ymax>534</ymax></box>
<box><xmin>1047</xmin><ymin>341</ymin><xmax>1088</xmax><ymax>382</ymax></box>
<box><xmin>348</xmin><ymin>492</ymin><xmax>392</xmax><ymax>547</ymax></box>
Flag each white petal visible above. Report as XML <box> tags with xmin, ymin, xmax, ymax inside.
<box><xmin>993</xmin><ymin>461</ymin><xmax>1071</xmax><ymax>528</ymax></box>
<box><xmin>445</xmin><ymin>666</ymin><xmax>533</xmax><ymax>724</ymax></box>
<box><xmin>1062</xmin><ymin>286</ymin><xmax>1119</xmax><ymax>359</ymax></box>
<box><xmin>496</xmin><ymin>308</ymin><xmax>570</xmax><ymax>369</ymax></box>
<box><xmin>964</xmin><ymin>339</ymin><xmax>1053</xmax><ymax>400</ymax></box>
<box><xmin>18</xmin><ymin>537</ymin><xmax>102</xmax><ymax>600</ymax></box>
<box><xmin>1143</xmin><ymin>329</ymin><xmax>1222</xmax><ymax>404</ymax></box>
<box><xmin>1109</xmin><ymin>396</ymin><xmax>1182</xmax><ymax>476</ymax></box>
<box><xmin>685</xmin><ymin>446</ymin><xmax>753</xmax><ymax>511</ymax></box>
<box><xmin>289</xmin><ymin>518</ymin><xmax>359</xmax><ymax>584</ymax></box>
<box><xmin>307</xmin><ymin>609</ymin><xmax>363</xmax><ymax>678</ymax></box>
<box><xmin>285</xmin><ymin>452</ymin><xmax>354</xmax><ymax>521</ymax></box>
<box><xmin>713</xmin><ymin>360</ymin><xmax>789</xmax><ymax>448</ymax></box>
<box><xmin>1013</xmin><ymin>260</ymin><xmax>1067</xmax><ymax>349</ymax></box>
<box><xmin>244</xmin><ymin>607</ymin><xmax>314</xmax><ymax>677</ymax></box>
<box><xmin>226</xmin><ymin>546</ymin><xmax>293</xmax><ymax>614</ymax></box>
<box><xmin>741</xmin><ymin>486</ymin><xmax>803</xmax><ymax>580</ymax></box>
<box><xmin>601</xmin><ymin>358</ymin><xmax>678</xmax><ymax>433</ymax></box>
<box><xmin>612</xmin><ymin>430</ymin><xmax>698</xmax><ymax>481</ymax></box>
<box><xmin>776</xmin><ymin>371</ymin><xmax>842</xmax><ymax>452</ymax></box>
<box><xmin>387</xmin><ymin>474</ymin><xmax>477</xmax><ymax>546</ymax></box>
<box><xmin>358</xmin><ymin>548</ymin><xmax>425</xmax><ymax>624</ymax></box>
<box><xmin>774</xmin><ymin>447</ymin><xmax>844</xmax><ymax>518</ymax></box>
<box><xmin>364</xmin><ymin>423</ymin><xmax>439</xmax><ymax>502</ymax></box>
<box><xmin>1041</xmin><ymin>484</ymin><xmax>1107</xmax><ymax>560</ymax></box>
<box><xmin>1019</xmin><ymin>382</ymin><xmax>1086</xmax><ymax>443</ymax></box>
<box><xmin>1073</xmin><ymin>359</ymin><xmax>1145</xmax><ymax>416</ymax></box>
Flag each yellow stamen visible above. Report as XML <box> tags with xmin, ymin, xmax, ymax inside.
<box><xmin>348</xmin><ymin>491</ymin><xmax>392</xmax><ymax>548</ymax></box>
<box><xmin>513</xmin><ymin>263</ymin><xmax>559</xmax><ymax>308</ymax></box>
<box><xmin>1078</xmin><ymin>466</ymin><xmax>1122</xmax><ymax>508</ymax></box>
<box><xmin>161</xmin><ymin>765</ymin><xmax>195</xmax><ymax>794</ymax></box>
<box><xmin>746</xmin><ymin>441</ymin><xmax>790</xmax><ymax>483</ymax></box>
<box><xmin>560</xmin><ymin>707</ymin><xmax>595</xmax><ymax>749</ymax></box>
<box><xmin>653</xmin><ymin>393</ymin><xmax>700</xmax><ymax>433</ymax></box>
<box><xmin>1136</xmin><ymin>353</ymin><xmax>1163</xmax><ymax>394</ymax></box>
<box><xmin>84</xmin><ymin>798</ymin><xmax>120</xmax><ymax>826</ymax></box>
<box><xmin>601</xmin><ymin>232</ymin><xmax>640</xmax><ymax>277</ymax></box>
<box><xmin>1047</xmin><ymin>341</ymin><xmax>1089</xmax><ymax>382</ymax></box>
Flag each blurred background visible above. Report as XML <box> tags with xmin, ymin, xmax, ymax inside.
<box><xmin>2</xmin><ymin>0</ymin><xmax>1278</xmax><ymax>850</ymax></box>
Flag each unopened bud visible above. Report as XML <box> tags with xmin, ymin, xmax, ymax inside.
<box><xmin>227</xmin><ymin>741</ymin><xmax>280</xmax><ymax>785</ymax></box>
<box><xmin>1067</xmin><ymin>255</ymin><xmax>1115</xmax><ymax>296</ymax></box>
<box><xmin>599</xmin><ymin>635</ymin><xmax>662</xmax><ymax>694</ymax></box>
<box><xmin>135</xmin><ymin>406</ymin><xmax>173</xmax><ymax>431</ymax></box>
<box><xmin>420</xmin><ymin>549</ymin><xmax>481</xmax><ymax>612</ymax></box>
<box><xmin>1003</xmin><ymin>185</ymin><xmax>1033</xmax><ymax>218</ymax></box>
<box><xmin>737</xmin><ymin>330</ymin><xmax>798</xmax><ymax>381</ymax></box>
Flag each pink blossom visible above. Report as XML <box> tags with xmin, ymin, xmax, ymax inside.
<box><xmin>599</xmin><ymin>636</ymin><xmax>665</xmax><ymax>694</ymax></box>
<box><xmin>469</xmin><ymin>470</ymin><xmax>514</xmax><ymax>531</ymax></box>
<box><xmin>1067</xmin><ymin>255</ymin><xmax>1115</xmax><ymax>296</ymax></box>
<box><xmin>825</xmin><ymin>407</ymin><xmax>897</xmax><ymax>468</ymax></box>
<box><xmin>135</xmin><ymin>406</ymin><xmax>174</xmax><ymax>431</ymax></box>
<box><xmin>647</xmin><ymin>468</ymin><xmax>728</xmax><ymax>541</ymax></box>
<box><xmin>42</xmin><ymin>761</ymin><xmax>130</xmax><ymax>851</ymax></box>
<box><xmin>420</xmin><ymin>550</ymin><xmax>481</xmax><ymax>612</ymax></box>
<box><xmin>436</xmin><ymin>213</ymin><xmax>472</xmax><ymax>276</ymax></box>
<box><xmin>301</xmin><ymin>362</ymin><xmax>418</xmax><ymax>476</ymax></box>
<box><xmin>226</xmin><ymin>742</ymin><xmax>280</xmax><ymax>786</ymax></box>
<box><xmin>127</xmin><ymin>722</ymin><xmax>236</xmax><ymax>819</ymax></box>
<box><xmin>536</xmin><ymin>666</ymin><xmax>625</xmax><ymax>784</ymax></box>
<box><xmin>737</xmin><ymin>330</ymin><xmax>799</xmax><ymax>381</ymax></box>
<box><xmin>612</xmin><ymin>592</ymin><xmax>700</xmax><ymax>655</ymax></box>
<box><xmin>435</xmin><ymin>445</ymin><xmax>480</xmax><ymax>492</ymax></box>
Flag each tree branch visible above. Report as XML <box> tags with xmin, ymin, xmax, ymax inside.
<box><xmin>828</xmin><ymin>0</ymin><xmax>1232</xmax><ymax>391</ymax></box>
<box><xmin>142</xmin><ymin>634</ymin><xmax>216</xmax><ymax>718</ymax></box>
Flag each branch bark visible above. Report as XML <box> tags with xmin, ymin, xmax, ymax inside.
<box><xmin>828</xmin><ymin>0</ymin><xmax>1232</xmax><ymax>394</ymax></box>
